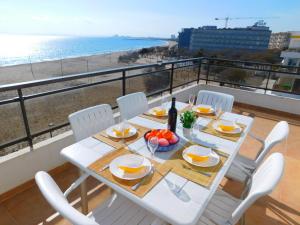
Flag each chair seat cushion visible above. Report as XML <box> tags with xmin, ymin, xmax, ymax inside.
<box><xmin>89</xmin><ymin>194</ymin><xmax>166</xmax><ymax>225</ymax></box>
<box><xmin>197</xmin><ymin>189</ymin><xmax>241</xmax><ymax>225</ymax></box>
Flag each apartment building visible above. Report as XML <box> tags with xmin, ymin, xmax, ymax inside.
<box><xmin>188</xmin><ymin>22</ymin><xmax>271</xmax><ymax>51</ymax></box>
<box><xmin>269</xmin><ymin>32</ymin><xmax>290</xmax><ymax>49</ymax></box>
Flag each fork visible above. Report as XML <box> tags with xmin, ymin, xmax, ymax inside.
<box><xmin>131</xmin><ymin>166</ymin><xmax>154</xmax><ymax>191</ymax></box>
<box><xmin>182</xmin><ymin>165</ymin><xmax>212</xmax><ymax>177</ymax></box>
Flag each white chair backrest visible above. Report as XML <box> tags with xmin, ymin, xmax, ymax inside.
<box><xmin>117</xmin><ymin>92</ymin><xmax>148</xmax><ymax>120</ymax></box>
<box><xmin>69</xmin><ymin>104</ymin><xmax>115</xmax><ymax>142</ymax></box>
<box><xmin>35</xmin><ymin>171</ymin><xmax>98</xmax><ymax>225</ymax></box>
<box><xmin>255</xmin><ymin>121</ymin><xmax>289</xmax><ymax>166</ymax></box>
<box><xmin>231</xmin><ymin>153</ymin><xmax>284</xmax><ymax>224</ymax></box>
<box><xmin>196</xmin><ymin>90</ymin><xmax>234</xmax><ymax>112</ymax></box>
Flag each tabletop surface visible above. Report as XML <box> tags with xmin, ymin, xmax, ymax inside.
<box><xmin>61</xmin><ymin>102</ymin><xmax>254</xmax><ymax>225</ymax></box>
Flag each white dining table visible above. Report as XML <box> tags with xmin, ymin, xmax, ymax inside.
<box><xmin>61</xmin><ymin>101</ymin><xmax>253</xmax><ymax>225</ymax></box>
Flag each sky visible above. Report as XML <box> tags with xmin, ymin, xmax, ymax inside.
<box><xmin>0</xmin><ymin>0</ymin><xmax>299</xmax><ymax>37</ymax></box>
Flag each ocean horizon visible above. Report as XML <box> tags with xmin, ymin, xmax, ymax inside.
<box><xmin>0</xmin><ymin>35</ymin><xmax>167</xmax><ymax>66</ymax></box>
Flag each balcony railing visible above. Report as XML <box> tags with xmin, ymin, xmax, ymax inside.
<box><xmin>0</xmin><ymin>57</ymin><xmax>299</xmax><ymax>154</ymax></box>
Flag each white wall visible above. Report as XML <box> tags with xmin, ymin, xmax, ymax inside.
<box><xmin>0</xmin><ymin>131</ymin><xmax>74</xmax><ymax>194</ymax></box>
<box><xmin>0</xmin><ymin>83</ymin><xmax>299</xmax><ymax>195</ymax></box>
<box><xmin>198</xmin><ymin>84</ymin><xmax>300</xmax><ymax>115</ymax></box>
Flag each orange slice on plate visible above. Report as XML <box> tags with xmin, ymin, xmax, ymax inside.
<box><xmin>186</xmin><ymin>153</ymin><xmax>209</xmax><ymax>162</ymax></box>
<box><xmin>118</xmin><ymin>165</ymin><xmax>145</xmax><ymax>173</ymax></box>
<box><xmin>153</xmin><ymin>108</ymin><xmax>166</xmax><ymax>116</ymax></box>
<box><xmin>113</xmin><ymin>128</ymin><xmax>130</xmax><ymax>137</ymax></box>
<box><xmin>113</xmin><ymin>128</ymin><xmax>123</xmax><ymax>137</ymax></box>
<box><xmin>197</xmin><ymin>107</ymin><xmax>211</xmax><ymax>113</ymax></box>
<box><xmin>218</xmin><ymin>125</ymin><xmax>235</xmax><ymax>132</ymax></box>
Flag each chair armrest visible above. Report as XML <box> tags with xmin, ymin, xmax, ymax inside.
<box><xmin>233</xmin><ymin>161</ymin><xmax>253</xmax><ymax>199</ymax></box>
<box><xmin>64</xmin><ymin>173</ymin><xmax>89</xmax><ymax>197</ymax></box>
<box><xmin>249</xmin><ymin>132</ymin><xmax>264</xmax><ymax>144</ymax></box>
<box><xmin>232</xmin><ymin>161</ymin><xmax>252</xmax><ymax>178</ymax></box>
<box><xmin>237</xmin><ymin>161</ymin><xmax>256</xmax><ymax>171</ymax></box>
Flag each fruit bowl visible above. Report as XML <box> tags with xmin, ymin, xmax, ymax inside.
<box><xmin>144</xmin><ymin>129</ymin><xmax>180</xmax><ymax>152</ymax></box>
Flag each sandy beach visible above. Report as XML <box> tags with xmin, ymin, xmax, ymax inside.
<box><xmin>0</xmin><ymin>41</ymin><xmax>177</xmax><ymax>85</ymax></box>
<box><xmin>0</xmin><ymin>40</ymin><xmax>195</xmax><ymax>155</ymax></box>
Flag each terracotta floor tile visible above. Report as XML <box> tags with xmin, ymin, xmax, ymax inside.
<box><xmin>0</xmin><ymin>206</ymin><xmax>18</xmax><ymax>225</ymax></box>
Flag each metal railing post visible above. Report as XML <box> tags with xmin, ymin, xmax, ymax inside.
<box><xmin>197</xmin><ymin>58</ymin><xmax>202</xmax><ymax>84</ymax></box>
<box><xmin>2</xmin><ymin>57</ymin><xmax>300</xmax><ymax>151</ymax></box>
<box><xmin>17</xmin><ymin>89</ymin><xmax>33</xmax><ymax>150</ymax></box>
<box><xmin>265</xmin><ymin>66</ymin><xmax>272</xmax><ymax>94</ymax></box>
<box><xmin>170</xmin><ymin>63</ymin><xmax>174</xmax><ymax>94</ymax></box>
<box><xmin>122</xmin><ymin>70</ymin><xmax>126</xmax><ymax>96</ymax></box>
<box><xmin>206</xmin><ymin>59</ymin><xmax>210</xmax><ymax>84</ymax></box>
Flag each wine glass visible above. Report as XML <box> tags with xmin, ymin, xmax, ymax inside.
<box><xmin>189</xmin><ymin>94</ymin><xmax>196</xmax><ymax>107</ymax></box>
<box><xmin>147</xmin><ymin>136</ymin><xmax>159</xmax><ymax>160</ymax></box>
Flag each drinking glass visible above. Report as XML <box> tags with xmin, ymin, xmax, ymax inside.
<box><xmin>161</xmin><ymin>96</ymin><xmax>168</xmax><ymax>110</ymax></box>
<box><xmin>147</xmin><ymin>136</ymin><xmax>159</xmax><ymax>160</ymax></box>
<box><xmin>191</xmin><ymin>121</ymin><xmax>198</xmax><ymax>139</ymax></box>
<box><xmin>118</xmin><ymin>119</ymin><xmax>130</xmax><ymax>138</ymax></box>
<box><xmin>214</xmin><ymin>102</ymin><xmax>222</xmax><ymax>117</ymax></box>
<box><xmin>189</xmin><ymin>94</ymin><xmax>196</xmax><ymax>107</ymax></box>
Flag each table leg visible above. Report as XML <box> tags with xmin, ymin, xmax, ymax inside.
<box><xmin>79</xmin><ymin>169</ymin><xmax>88</xmax><ymax>214</ymax></box>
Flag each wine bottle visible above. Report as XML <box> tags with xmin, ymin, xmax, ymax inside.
<box><xmin>168</xmin><ymin>97</ymin><xmax>177</xmax><ymax>132</ymax></box>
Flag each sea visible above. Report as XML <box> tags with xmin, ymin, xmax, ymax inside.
<box><xmin>0</xmin><ymin>35</ymin><xmax>167</xmax><ymax>66</ymax></box>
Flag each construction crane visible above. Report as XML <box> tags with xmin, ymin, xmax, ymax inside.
<box><xmin>214</xmin><ymin>17</ymin><xmax>278</xmax><ymax>28</ymax></box>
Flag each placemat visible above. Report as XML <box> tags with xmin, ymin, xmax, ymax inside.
<box><xmin>165</xmin><ymin>142</ymin><xmax>229</xmax><ymax>188</ymax></box>
<box><xmin>201</xmin><ymin>120</ymin><xmax>246</xmax><ymax>142</ymax></box>
<box><xmin>177</xmin><ymin>105</ymin><xmax>223</xmax><ymax>120</ymax></box>
<box><xmin>139</xmin><ymin>105</ymin><xmax>192</xmax><ymax>124</ymax></box>
<box><xmin>88</xmin><ymin>148</ymin><xmax>171</xmax><ymax>198</ymax></box>
<box><xmin>93</xmin><ymin>123</ymin><xmax>150</xmax><ymax>149</ymax></box>
<box><xmin>139</xmin><ymin>113</ymin><xmax>169</xmax><ymax>123</ymax></box>
<box><xmin>194</xmin><ymin>111</ymin><xmax>223</xmax><ymax>120</ymax></box>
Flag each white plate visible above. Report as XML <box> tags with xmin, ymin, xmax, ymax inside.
<box><xmin>148</xmin><ymin>107</ymin><xmax>168</xmax><ymax>117</ymax></box>
<box><xmin>106</xmin><ymin>124</ymin><xmax>137</xmax><ymax>139</ymax></box>
<box><xmin>212</xmin><ymin>120</ymin><xmax>242</xmax><ymax>134</ymax></box>
<box><xmin>109</xmin><ymin>154</ymin><xmax>152</xmax><ymax>180</ymax></box>
<box><xmin>182</xmin><ymin>145</ymin><xmax>220</xmax><ymax>167</ymax></box>
<box><xmin>192</xmin><ymin>104</ymin><xmax>214</xmax><ymax>114</ymax></box>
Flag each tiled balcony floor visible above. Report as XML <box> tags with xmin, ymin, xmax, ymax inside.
<box><xmin>0</xmin><ymin>105</ymin><xmax>299</xmax><ymax>225</ymax></box>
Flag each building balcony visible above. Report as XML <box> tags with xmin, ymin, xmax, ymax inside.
<box><xmin>0</xmin><ymin>57</ymin><xmax>299</xmax><ymax>225</ymax></box>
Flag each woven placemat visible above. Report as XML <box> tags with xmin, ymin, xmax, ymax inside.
<box><xmin>139</xmin><ymin>105</ymin><xmax>192</xmax><ymax>124</ymax></box>
<box><xmin>201</xmin><ymin>120</ymin><xmax>246</xmax><ymax>142</ymax></box>
<box><xmin>139</xmin><ymin>113</ymin><xmax>168</xmax><ymax>123</ymax></box>
<box><xmin>194</xmin><ymin>111</ymin><xmax>223</xmax><ymax>120</ymax></box>
<box><xmin>88</xmin><ymin>148</ymin><xmax>171</xmax><ymax>198</ymax></box>
<box><xmin>93</xmin><ymin>123</ymin><xmax>149</xmax><ymax>149</ymax></box>
<box><xmin>165</xmin><ymin>142</ymin><xmax>229</xmax><ymax>188</ymax></box>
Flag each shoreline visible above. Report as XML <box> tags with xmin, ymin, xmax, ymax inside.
<box><xmin>0</xmin><ymin>40</ymin><xmax>177</xmax><ymax>84</ymax></box>
<box><xmin>0</xmin><ymin>40</ymin><xmax>172</xmax><ymax>68</ymax></box>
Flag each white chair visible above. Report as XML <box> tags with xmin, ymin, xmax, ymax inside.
<box><xmin>226</xmin><ymin>121</ymin><xmax>289</xmax><ymax>183</ymax></box>
<box><xmin>196</xmin><ymin>90</ymin><xmax>234</xmax><ymax>112</ymax></box>
<box><xmin>35</xmin><ymin>171</ymin><xmax>166</xmax><ymax>225</ymax></box>
<box><xmin>198</xmin><ymin>152</ymin><xmax>284</xmax><ymax>225</ymax></box>
<box><xmin>117</xmin><ymin>92</ymin><xmax>148</xmax><ymax>120</ymax></box>
<box><xmin>69</xmin><ymin>104</ymin><xmax>115</xmax><ymax>142</ymax></box>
